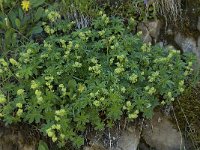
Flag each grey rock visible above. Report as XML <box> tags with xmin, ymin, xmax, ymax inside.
<box><xmin>145</xmin><ymin>20</ymin><xmax>161</xmax><ymax>42</ymax></box>
<box><xmin>83</xmin><ymin>144</ymin><xmax>106</xmax><ymax>150</ymax></box>
<box><xmin>116</xmin><ymin>126</ymin><xmax>140</xmax><ymax>150</ymax></box>
<box><xmin>142</xmin><ymin>112</ymin><xmax>185</xmax><ymax>150</ymax></box>
<box><xmin>137</xmin><ymin>23</ymin><xmax>152</xmax><ymax>43</ymax></box>
<box><xmin>0</xmin><ymin>127</ymin><xmax>36</xmax><ymax>150</ymax></box>
<box><xmin>198</xmin><ymin>17</ymin><xmax>200</xmax><ymax>32</ymax></box>
<box><xmin>174</xmin><ymin>33</ymin><xmax>197</xmax><ymax>53</ymax></box>
<box><xmin>197</xmin><ymin>37</ymin><xmax>200</xmax><ymax>58</ymax></box>
<box><xmin>84</xmin><ymin>132</ymin><xmax>106</xmax><ymax>150</ymax></box>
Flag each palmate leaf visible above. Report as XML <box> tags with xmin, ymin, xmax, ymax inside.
<box><xmin>25</xmin><ymin>107</ymin><xmax>43</xmax><ymax>123</ymax></box>
<box><xmin>107</xmin><ymin>103</ymin><xmax>122</xmax><ymax>120</ymax></box>
<box><xmin>74</xmin><ymin>112</ymin><xmax>89</xmax><ymax>125</ymax></box>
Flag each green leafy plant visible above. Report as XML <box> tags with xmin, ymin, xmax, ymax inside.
<box><xmin>0</xmin><ymin>10</ymin><xmax>195</xmax><ymax>148</ymax></box>
<box><xmin>38</xmin><ymin>140</ymin><xmax>49</xmax><ymax>150</ymax></box>
<box><xmin>0</xmin><ymin>0</ymin><xmax>45</xmax><ymax>52</ymax></box>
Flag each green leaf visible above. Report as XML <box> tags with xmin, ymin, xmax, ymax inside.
<box><xmin>35</xmin><ymin>7</ymin><xmax>44</xmax><ymax>22</ymax></box>
<box><xmin>25</xmin><ymin>107</ymin><xmax>43</xmax><ymax>123</ymax></box>
<box><xmin>30</xmin><ymin>26</ymin><xmax>43</xmax><ymax>35</ymax></box>
<box><xmin>18</xmin><ymin>8</ymin><xmax>23</xmax><ymax>20</ymax></box>
<box><xmin>15</xmin><ymin>18</ymin><xmax>21</xmax><ymax>29</ymax></box>
<box><xmin>8</xmin><ymin>11</ymin><xmax>16</xmax><ymax>28</ymax></box>
<box><xmin>30</xmin><ymin>0</ymin><xmax>45</xmax><ymax>8</ymax></box>
<box><xmin>38</xmin><ymin>140</ymin><xmax>49</xmax><ymax>150</ymax></box>
<box><xmin>5</xmin><ymin>29</ymin><xmax>14</xmax><ymax>49</ymax></box>
<box><xmin>73</xmin><ymin>136</ymin><xmax>84</xmax><ymax>148</ymax></box>
<box><xmin>68</xmin><ymin>79</ymin><xmax>77</xmax><ymax>90</ymax></box>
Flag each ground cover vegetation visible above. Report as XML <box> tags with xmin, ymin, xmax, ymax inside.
<box><xmin>0</xmin><ymin>0</ymin><xmax>197</xmax><ymax>149</ymax></box>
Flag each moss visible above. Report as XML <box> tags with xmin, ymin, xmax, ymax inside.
<box><xmin>173</xmin><ymin>84</ymin><xmax>200</xmax><ymax>148</ymax></box>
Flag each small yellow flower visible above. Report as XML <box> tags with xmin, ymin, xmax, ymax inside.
<box><xmin>21</xmin><ymin>0</ymin><xmax>30</xmax><ymax>11</ymax></box>
<box><xmin>78</xmin><ymin>84</ymin><xmax>85</xmax><ymax>93</ymax></box>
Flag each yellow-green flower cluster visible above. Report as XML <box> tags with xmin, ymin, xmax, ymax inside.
<box><xmin>16</xmin><ymin>108</ymin><xmax>23</xmax><ymax>116</ymax></box>
<box><xmin>123</xmin><ymin>101</ymin><xmax>139</xmax><ymax>119</ymax></box>
<box><xmin>165</xmin><ymin>91</ymin><xmax>174</xmax><ymax>102</ymax></box>
<box><xmin>184</xmin><ymin>61</ymin><xmax>193</xmax><ymax>76</ymax></box>
<box><xmin>45</xmin><ymin>10</ymin><xmax>61</xmax><ymax>22</ymax></box>
<box><xmin>9</xmin><ymin>58</ymin><xmax>21</xmax><ymax>68</ymax></box>
<box><xmin>55</xmin><ymin>109</ymin><xmax>66</xmax><ymax>116</ymax></box>
<box><xmin>44</xmin><ymin>25</ymin><xmax>55</xmax><ymax>34</ymax></box>
<box><xmin>35</xmin><ymin>90</ymin><xmax>43</xmax><ymax>103</ymax></box>
<box><xmin>73</xmin><ymin>62</ymin><xmax>82</xmax><ymax>68</ymax></box>
<box><xmin>63</xmin><ymin>41</ymin><xmax>73</xmax><ymax>59</ymax></box>
<box><xmin>154</xmin><ymin>49</ymin><xmax>179</xmax><ymax>63</ymax></box>
<box><xmin>141</xmin><ymin>43</ymin><xmax>151</xmax><ymax>52</ymax></box>
<box><xmin>75</xmin><ymin>43</ymin><xmax>79</xmax><ymax>49</ymax></box>
<box><xmin>89</xmin><ymin>58</ymin><xmax>101</xmax><ymax>75</ymax></box>
<box><xmin>93</xmin><ymin>100</ymin><xmax>100</xmax><ymax>107</ymax></box>
<box><xmin>128</xmin><ymin>110</ymin><xmax>139</xmax><ymax>119</ymax></box>
<box><xmin>45</xmin><ymin>76</ymin><xmax>54</xmax><ymax>91</ymax></box>
<box><xmin>59</xmin><ymin>84</ymin><xmax>66</xmax><ymax>96</ymax></box>
<box><xmin>145</xmin><ymin>86</ymin><xmax>156</xmax><ymax>95</ymax></box>
<box><xmin>0</xmin><ymin>58</ymin><xmax>8</xmax><ymax>72</ymax></box>
<box><xmin>0</xmin><ymin>93</ymin><xmax>6</xmax><ymax>104</ymax></box>
<box><xmin>117</xmin><ymin>55</ymin><xmax>126</xmax><ymax>62</ymax></box>
<box><xmin>129</xmin><ymin>73</ymin><xmax>138</xmax><ymax>83</ymax></box>
<box><xmin>60</xmin><ymin>39</ymin><xmax>66</xmax><ymax>48</ymax></box>
<box><xmin>110</xmin><ymin>42</ymin><xmax>119</xmax><ymax>50</ymax></box>
<box><xmin>121</xmin><ymin>86</ymin><xmax>126</xmax><ymax>93</ymax></box>
<box><xmin>0</xmin><ymin>113</ymin><xmax>3</xmax><ymax>118</ymax></box>
<box><xmin>78</xmin><ymin>84</ymin><xmax>85</xmax><ymax>93</ymax></box>
<box><xmin>98</xmin><ymin>30</ymin><xmax>105</xmax><ymax>36</ymax></box>
<box><xmin>114</xmin><ymin>60</ymin><xmax>125</xmax><ymax>74</ymax></box>
<box><xmin>16</xmin><ymin>102</ymin><xmax>23</xmax><ymax>117</ymax></box>
<box><xmin>89</xmin><ymin>90</ymin><xmax>103</xmax><ymax>107</ymax></box>
<box><xmin>92</xmin><ymin>96</ymin><xmax>105</xmax><ymax>107</ymax></box>
<box><xmin>123</xmin><ymin>101</ymin><xmax>132</xmax><ymax>111</ymax></box>
<box><xmin>46</xmin><ymin>124</ymin><xmax>61</xmax><ymax>142</ymax></box>
<box><xmin>178</xmin><ymin>80</ymin><xmax>184</xmax><ymax>93</ymax></box>
<box><xmin>90</xmin><ymin>90</ymin><xmax>100</xmax><ymax>98</ymax></box>
<box><xmin>148</xmin><ymin>71</ymin><xmax>159</xmax><ymax>82</ymax></box>
<box><xmin>31</xmin><ymin>80</ymin><xmax>39</xmax><ymax>89</ymax></box>
<box><xmin>79</xmin><ymin>32</ymin><xmax>88</xmax><ymax>41</ymax></box>
<box><xmin>43</xmin><ymin>41</ymin><xmax>52</xmax><ymax>51</ymax></box>
<box><xmin>154</xmin><ymin>57</ymin><xmax>168</xmax><ymax>63</ymax></box>
<box><xmin>168</xmin><ymin>49</ymin><xmax>180</xmax><ymax>55</ymax></box>
<box><xmin>55</xmin><ymin>109</ymin><xmax>66</xmax><ymax>121</ymax></box>
<box><xmin>114</xmin><ymin>66</ymin><xmax>124</xmax><ymax>74</ymax></box>
<box><xmin>19</xmin><ymin>49</ymin><xmax>33</xmax><ymax>63</ymax></box>
<box><xmin>98</xmin><ymin>11</ymin><xmax>109</xmax><ymax>24</ymax></box>
<box><xmin>16</xmin><ymin>102</ymin><xmax>23</xmax><ymax>108</ymax></box>
<box><xmin>108</xmin><ymin>35</ymin><xmax>116</xmax><ymax>44</ymax></box>
<box><xmin>17</xmin><ymin>89</ymin><xmax>25</xmax><ymax>96</ymax></box>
